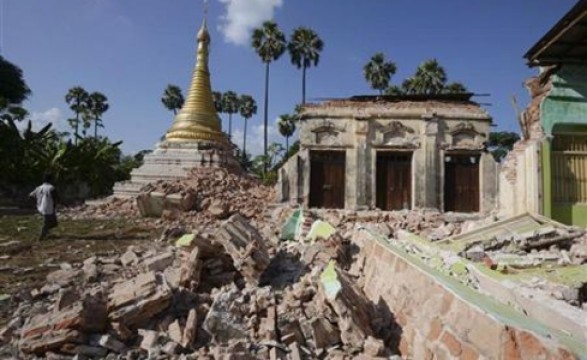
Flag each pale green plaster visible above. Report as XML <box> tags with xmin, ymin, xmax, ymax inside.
<box><xmin>365</xmin><ymin>229</ymin><xmax>587</xmax><ymax>357</ymax></box>
<box><xmin>541</xmin><ymin>65</ymin><xmax>587</xmax><ymax>136</ymax></box>
<box><xmin>542</xmin><ymin>140</ymin><xmax>552</xmax><ymax>218</ymax></box>
<box><xmin>552</xmin><ymin>204</ymin><xmax>587</xmax><ymax>228</ymax></box>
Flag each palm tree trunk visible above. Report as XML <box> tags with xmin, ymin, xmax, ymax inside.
<box><xmin>94</xmin><ymin>119</ymin><xmax>98</xmax><ymax>138</ymax></box>
<box><xmin>263</xmin><ymin>62</ymin><xmax>270</xmax><ymax>174</ymax></box>
<box><xmin>229</xmin><ymin>113</ymin><xmax>232</xmax><ymax>140</ymax></box>
<box><xmin>286</xmin><ymin>135</ymin><xmax>289</xmax><ymax>154</ymax></box>
<box><xmin>302</xmin><ymin>61</ymin><xmax>307</xmax><ymax>105</ymax></box>
<box><xmin>243</xmin><ymin>118</ymin><xmax>248</xmax><ymax>160</ymax></box>
<box><xmin>74</xmin><ymin>113</ymin><xmax>79</xmax><ymax>145</ymax></box>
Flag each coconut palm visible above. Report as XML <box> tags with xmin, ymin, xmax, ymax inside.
<box><xmin>238</xmin><ymin>94</ymin><xmax>257</xmax><ymax>160</ymax></box>
<box><xmin>222</xmin><ymin>91</ymin><xmax>239</xmax><ymax>139</ymax></box>
<box><xmin>278</xmin><ymin>114</ymin><xmax>296</xmax><ymax>153</ymax></box>
<box><xmin>161</xmin><ymin>85</ymin><xmax>184</xmax><ymax>116</ymax></box>
<box><xmin>287</xmin><ymin>27</ymin><xmax>324</xmax><ymax>105</ymax></box>
<box><xmin>443</xmin><ymin>82</ymin><xmax>468</xmax><ymax>94</ymax></box>
<box><xmin>87</xmin><ymin>92</ymin><xmax>109</xmax><ymax>138</ymax></box>
<box><xmin>65</xmin><ymin>87</ymin><xmax>89</xmax><ymax>144</ymax></box>
<box><xmin>212</xmin><ymin>91</ymin><xmax>223</xmax><ymax>113</ymax></box>
<box><xmin>409</xmin><ymin>59</ymin><xmax>447</xmax><ymax>95</ymax></box>
<box><xmin>363</xmin><ymin>53</ymin><xmax>397</xmax><ymax>95</ymax></box>
<box><xmin>251</xmin><ymin>20</ymin><xmax>286</xmax><ymax>172</ymax></box>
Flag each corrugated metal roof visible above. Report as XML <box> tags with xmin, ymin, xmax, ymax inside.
<box><xmin>525</xmin><ymin>0</ymin><xmax>587</xmax><ymax>66</ymax></box>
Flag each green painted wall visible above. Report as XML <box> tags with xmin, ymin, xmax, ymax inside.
<box><xmin>540</xmin><ymin>65</ymin><xmax>587</xmax><ymax>227</ymax></box>
<box><xmin>541</xmin><ymin>65</ymin><xmax>587</xmax><ymax>136</ymax></box>
<box><xmin>541</xmin><ymin>139</ymin><xmax>552</xmax><ymax>218</ymax></box>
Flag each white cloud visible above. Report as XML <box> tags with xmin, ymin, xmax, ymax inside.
<box><xmin>232</xmin><ymin>122</ymin><xmax>280</xmax><ymax>156</ymax></box>
<box><xmin>217</xmin><ymin>0</ymin><xmax>283</xmax><ymax>45</ymax></box>
<box><xmin>18</xmin><ymin>108</ymin><xmax>67</xmax><ymax>132</ymax></box>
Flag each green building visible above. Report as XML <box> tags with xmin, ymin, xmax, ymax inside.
<box><xmin>500</xmin><ymin>0</ymin><xmax>587</xmax><ymax>226</ymax></box>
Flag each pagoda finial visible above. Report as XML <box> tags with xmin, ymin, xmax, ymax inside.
<box><xmin>164</xmin><ymin>3</ymin><xmax>226</xmax><ymax>144</ymax></box>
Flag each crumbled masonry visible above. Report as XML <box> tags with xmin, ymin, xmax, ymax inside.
<box><xmin>1</xmin><ymin>168</ymin><xmax>585</xmax><ymax>359</ymax></box>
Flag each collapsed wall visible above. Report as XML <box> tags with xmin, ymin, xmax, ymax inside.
<box><xmin>360</xmin><ymin>230</ymin><xmax>585</xmax><ymax>359</ymax></box>
<box><xmin>498</xmin><ymin>68</ymin><xmax>553</xmax><ymax>218</ymax></box>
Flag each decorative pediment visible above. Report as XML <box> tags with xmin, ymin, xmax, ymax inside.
<box><xmin>450</xmin><ymin>122</ymin><xmax>483</xmax><ymax>136</ymax></box>
<box><xmin>444</xmin><ymin>122</ymin><xmax>485</xmax><ymax>150</ymax></box>
<box><xmin>373</xmin><ymin>121</ymin><xmax>420</xmax><ymax>148</ymax></box>
<box><xmin>311</xmin><ymin>122</ymin><xmax>345</xmax><ymax>145</ymax></box>
<box><xmin>381</xmin><ymin>121</ymin><xmax>415</xmax><ymax>137</ymax></box>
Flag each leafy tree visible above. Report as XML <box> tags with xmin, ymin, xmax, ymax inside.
<box><xmin>238</xmin><ymin>94</ymin><xmax>257</xmax><ymax>160</ymax></box>
<box><xmin>488</xmin><ymin>131</ymin><xmax>520</xmax><ymax>162</ymax></box>
<box><xmin>443</xmin><ymin>82</ymin><xmax>468</xmax><ymax>94</ymax></box>
<box><xmin>161</xmin><ymin>84</ymin><xmax>184</xmax><ymax>116</ymax></box>
<box><xmin>222</xmin><ymin>91</ymin><xmax>239</xmax><ymax>139</ymax></box>
<box><xmin>0</xmin><ymin>55</ymin><xmax>31</xmax><ymax>108</ymax></box>
<box><xmin>65</xmin><ymin>87</ymin><xmax>89</xmax><ymax>144</ymax></box>
<box><xmin>287</xmin><ymin>27</ymin><xmax>324</xmax><ymax>104</ymax></box>
<box><xmin>277</xmin><ymin>113</ymin><xmax>296</xmax><ymax>153</ymax></box>
<box><xmin>363</xmin><ymin>53</ymin><xmax>397</xmax><ymax>95</ymax></box>
<box><xmin>252</xmin><ymin>20</ymin><xmax>286</xmax><ymax>173</ymax></box>
<box><xmin>407</xmin><ymin>59</ymin><xmax>447</xmax><ymax>95</ymax></box>
<box><xmin>87</xmin><ymin>92</ymin><xmax>109</xmax><ymax>138</ymax></box>
<box><xmin>251</xmin><ymin>142</ymin><xmax>284</xmax><ymax>185</ymax></box>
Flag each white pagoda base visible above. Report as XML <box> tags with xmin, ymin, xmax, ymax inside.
<box><xmin>113</xmin><ymin>141</ymin><xmax>239</xmax><ymax>198</ymax></box>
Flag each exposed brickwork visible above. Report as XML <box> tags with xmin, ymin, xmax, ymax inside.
<box><xmin>362</xmin><ymin>239</ymin><xmax>580</xmax><ymax>359</ymax></box>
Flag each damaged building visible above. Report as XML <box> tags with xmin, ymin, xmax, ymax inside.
<box><xmin>499</xmin><ymin>0</ymin><xmax>587</xmax><ymax>227</ymax></box>
<box><xmin>278</xmin><ymin>94</ymin><xmax>498</xmax><ymax>213</ymax></box>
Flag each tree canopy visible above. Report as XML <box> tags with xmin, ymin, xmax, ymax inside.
<box><xmin>363</xmin><ymin>53</ymin><xmax>397</xmax><ymax>95</ymax></box>
<box><xmin>0</xmin><ymin>56</ymin><xmax>31</xmax><ymax>108</ymax></box>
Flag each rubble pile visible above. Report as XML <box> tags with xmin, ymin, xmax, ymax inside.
<box><xmin>66</xmin><ymin>168</ymin><xmax>275</xmax><ymax>225</ymax></box>
<box><xmin>0</xmin><ymin>213</ymin><xmax>399</xmax><ymax>359</ymax></box>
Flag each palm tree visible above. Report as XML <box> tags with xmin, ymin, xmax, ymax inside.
<box><xmin>287</xmin><ymin>27</ymin><xmax>324</xmax><ymax>105</ymax></box>
<box><xmin>65</xmin><ymin>87</ymin><xmax>89</xmax><ymax>144</ymax></box>
<box><xmin>410</xmin><ymin>59</ymin><xmax>447</xmax><ymax>95</ymax></box>
<box><xmin>213</xmin><ymin>91</ymin><xmax>223</xmax><ymax>113</ymax></box>
<box><xmin>161</xmin><ymin>85</ymin><xmax>184</xmax><ymax>115</ymax></box>
<box><xmin>385</xmin><ymin>85</ymin><xmax>404</xmax><ymax>96</ymax></box>
<box><xmin>222</xmin><ymin>91</ymin><xmax>239</xmax><ymax>139</ymax></box>
<box><xmin>278</xmin><ymin>114</ymin><xmax>296</xmax><ymax>153</ymax></box>
<box><xmin>443</xmin><ymin>82</ymin><xmax>468</xmax><ymax>94</ymax></box>
<box><xmin>238</xmin><ymin>94</ymin><xmax>257</xmax><ymax>160</ymax></box>
<box><xmin>87</xmin><ymin>92</ymin><xmax>109</xmax><ymax>138</ymax></box>
<box><xmin>251</xmin><ymin>21</ymin><xmax>286</xmax><ymax>172</ymax></box>
<box><xmin>363</xmin><ymin>53</ymin><xmax>397</xmax><ymax>95</ymax></box>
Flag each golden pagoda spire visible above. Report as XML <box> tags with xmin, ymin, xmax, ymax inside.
<box><xmin>165</xmin><ymin>3</ymin><xmax>227</xmax><ymax>144</ymax></box>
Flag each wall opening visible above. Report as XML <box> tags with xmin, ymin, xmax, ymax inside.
<box><xmin>309</xmin><ymin>151</ymin><xmax>346</xmax><ymax>209</ymax></box>
<box><xmin>444</xmin><ymin>154</ymin><xmax>480</xmax><ymax>212</ymax></box>
<box><xmin>376</xmin><ymin>152</ymin><xmax>412</xmax><ymax>210</ymax></box>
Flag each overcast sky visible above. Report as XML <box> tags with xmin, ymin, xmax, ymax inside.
<box><xmin>0</xmin><ymin>0</ymin><xmax>577</xmax><ymax>154</ymax></box>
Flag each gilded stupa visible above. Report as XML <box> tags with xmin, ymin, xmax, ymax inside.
<box><xmin>113</xmin><ymin>10</ymin><xmax>238</xmax><ymax>198</ymax></box>
<box><xmin>165</xmin><ymin>17</ymin><xmax>227</xmax><ymax>145</ymax></box>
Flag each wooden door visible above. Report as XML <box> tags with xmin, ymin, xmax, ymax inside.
<box><xmin>376</xmin><ymin>152</ymin><xmax>412</xmax><ymax>210</ymax></box>
<box><xmin>309</xmin><ymin>151</ymin><xmax>346</xmax><ymax>209</ymax></box>
<box><xmin>444</xmin><ymin>155</ymin><xmax>480</xmax><ymax>212</ymax></box>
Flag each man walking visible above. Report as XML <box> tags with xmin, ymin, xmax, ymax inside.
<box><xmin>29</xmin><ymin>174</ymin><xmax>59</xmax><ymax>241</ymax></box>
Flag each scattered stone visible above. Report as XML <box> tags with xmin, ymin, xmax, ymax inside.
<box><xmin>214</xmin><ymin>214</ymin><xmax>270</xmax><ymax>285</ymax></box>
<box><xmin>182</xmin><ymin>309</ymin><xmax>198</xmax><ymax>348</ymax></box>
<box><xmin>107</xmin><ymin>271</ymin><xmax>172</xmax><ymax>327</ymax></box>
<box><xmin>144</xmin><ymin>252</ymin><xmax>174</xmax><ymax>272</ymax></box>
<box><xmin>98</xmin><ymin>334</ymin><xmax>126</xmax><ymax>353</ymax></box>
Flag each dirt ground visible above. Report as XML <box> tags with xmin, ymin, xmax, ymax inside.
<box><xmin>0</xmin><ymin>213</ymin><xmax>161</xmax><ymax>327</ymax></box>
